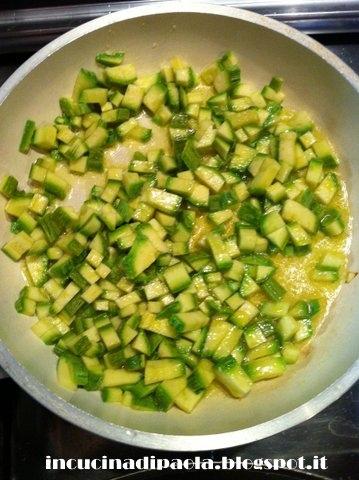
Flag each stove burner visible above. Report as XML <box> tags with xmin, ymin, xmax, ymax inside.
<box><xmin>109</xmin><ymin>469</ymin><xmax>333</xmax><ymax>480</ymax></box>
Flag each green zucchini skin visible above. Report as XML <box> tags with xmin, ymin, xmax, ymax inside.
<box><xmin>0</xmin><ymin>49</ymin><xmax>347</xmax><ymax>414</ymax></box>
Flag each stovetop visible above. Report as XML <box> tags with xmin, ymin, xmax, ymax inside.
<box><xmin>1</xmin><ymin>377</ymin><xmax>358</xmax><ymax>479</ymax></box>
<box><xmin>0</xmin><ymin>3</ymin><xmax>358</xmax><ymax>480</ymax></box>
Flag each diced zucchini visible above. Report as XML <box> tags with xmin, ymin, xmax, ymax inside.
<box><xmin>33</xmin><ymin>125</ymin><xmax>57</xmax><ymax>151</ymax></box>
<box><xmin>80</xmin><ymin>87</ymin><xmax>108</xmax><ymax>106</ymax></box>
<box><xmin>102</xmin><ymin>369</ymin><xmax>141</xmax><ymax>387</ymax></box>
<box><xmin>166</xmin><ymin>177</ymin><xmax>194</xmax><ymax>197</ymax></box>
<box><xmin>194</xmin><ymin>166</ymin><xmax>225</xmax><ymax>192</ymax></box>
<box><xmin>240</xmin><ymin>274</ymin><xmax>260</xmax><ymax>297</ymax></box>
<box><xmin>261</xmin><ymin>211</ymin><xmax>288</xmax><ymax>250</ymax></box>
<box><xmin>174</xmin><ymin>387</ymin><xmax>204</xmax><ymax>413</ymax></box>
<box><xmin>98</xmin><ymin>324</ymin><xmax>121</xmax><ymax>351</ymax></box>
<box><xmin>294</xmin><ymin>318</ymin><xmax>313</xmax><ymax>342</ymax></box>
<box><xmin>163</xmin><ymin>262</ymin><xmax>191</xmax><ymax>293</ymax></box>
<box><xmin>287</xmin><ymin>223</ymin><xmax>311</xmax><ymax>247</ymax></box>
<box><xmin>81</xmin><ymin>284</ymin><xmax>103</xmax><ymax>303</ymax></box>
<box><xmin>282</xmin><ymin>343</ymin><xmax>300</xmax><ymax>364</ymax></box>
<box><xmin>314</xmin><ymin>173</ymin><xmax>338</xmax><ymax>205</ymax></box>
<box><xmin>0</xmin><ymin>50</ymin><xmax>350</xmax><ymax>416</ymax></box>
<box><xmin>144</xmin><ymin>359</ymin><xmax>185</xmax><ymax>384</ymax></box>
<box><xmin>44</xmin><ymin>171</ymin><xmax>70</xmax><ymax>200</ymax></box>
<box><xmin>201</xmin><ymin>319</ymin><xmax>232</xmax><ymax>357</ymax></box>
<box><xmin>249</xmin><ymin>157</ymin><xmax>280</xmax><ymax>195</ymax></box>
<box><xmin>57</xmin><ymin>356</ymin><xmax>77</xmax><ymax>391</ymax></box>
<box><xmin>24</xmin><ymin>255</ymin><xmax>48</xmax><ymax>287</ymax></box>
<box><xmin>282</xmin><ymin>199</ymin><xmax>317</xmax><ymax>233</ymax></box>
<box><xmin>51</xmin><ymin>282</ymin><xmax>80</xmax><ymax>315</ymax></box>
<box><xmin>320</xmin><ymin>209</ymin><xmax>345</xmax><ymax>236</ymax></box>
<box><xmin>170</xmin><ymin>311</ymin><xmax>209</xmax><ymax>334</ymax></box>
<box><xmin>181</xmin><ymin>140</ymin><xmax>201</xmax><ymax>171</ymax></box>
<box><xmin>121</xmin><ymin>84</ymin><xmax>144</xmax><ymax>112</ymax></box>
<box><xmin>231</xmin><ymin>301</ymin><xmax>258</xmax><ymax>327</ymax></box>
<box><xmin>96</xmin><ymin>51</ymin><xmax>124</xmax><ymax>67</ymax></box>
<box><xmin>215</xmin><ymin>356</ymin><xmax>252</xmax><ymax>398</ymax></box>
<box><xmin>106</xmin><ymin>64</ymin><xmax>137</xmax><ymax>85</ymax></box>
<box><xmin>289</xmin><ymin>299</ymin><xmax>320</xmax><ymax>319</ymax></box>
<box><xmin>122</xmin><ymin>233</ymin><xmax>159</xmax><ymax>279</ymax></box>
<box><xmin>155</xmin><ymin>376</ymin><xmax>187</xmax><ymax>411</ymax></box>
<box><xmin>72</xmin><ymin>68</ymin><xmax>98</xmax><ymax>101</ymax></box>
<box><xmin>276</xmin><ymin>315</ymin><xmax>298</xmax><ymax>341</ymax></box>
<box><xmin>188</xmin><ymin>183</ymin><xmax>209</xmax><ymax>207</ymax></box>
<box><xmin>261</xmin><ymin>277</ymin><xmax>286</xmax><ymax>301</ymax></box>
<box><xmin>2</xmin><ymin>231</ymin><xmax>33</xmax><ymax>261</ymax></box>
<box><xmin>213</xmin><ymin>326</ymin><xmax>242</xmax><ymax>360</ymax></box>
<box><xmin>246</xmin><ymin>338</ymin><xmax>280</xmax><ymax>361</ymax></box>
<box><xmin>145</xmin><ymin>188</ymin><xmax>182</xmax><ymax>214</ymax></box>
<box><xmin>101</xmin><ymin>387</ymin><xmax>123</xmax><ymax>403</ymax></box>
<box><xmin>143</xmin><ymin>83</ymin><xmax>167</xmax><ymax>113</ymax></box>
<box><xmin>140</xmin><ymin>312</ymin><xmax>177</xmax><ymax>338</ymax></box>
<box><xmin>207</xmin><ymin>232</ymin><xmax>233</xmax><ymax>271</ymax></box>
<box><xmin>278</xmin><ymin>130</ymin><xmax>296</xmax><ymax>171</ymax></box>
<box><xmin>245</xmin><ymin>355</ymin><xmax>286</xmax><ymax>382</ymax></box>
<box><xmin>19</xmin><ymin>119</ymin><xmax>36</xmax><ymax>154</ymax></box>
<box><xmin>313</xmin><ymin>139</ymin><xmax>339</xmax><ymax>167</ymax></box>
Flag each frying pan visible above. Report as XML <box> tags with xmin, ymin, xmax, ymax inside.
<box><xmin>0</xmin><ymin>2</ymin><xmax>358</xmax><ymax>451</ymax></box>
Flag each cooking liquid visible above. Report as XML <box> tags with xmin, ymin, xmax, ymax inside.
<box><xmin>56</xmin><ymin>107</ymin><xmax>351</xmax><ymax>354</ymax></box>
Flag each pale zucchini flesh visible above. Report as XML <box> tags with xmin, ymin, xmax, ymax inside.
<box><xmin>0</xmin><ymin>49</ymin><xmax>349</xmax><ymax>415</ymax></box>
